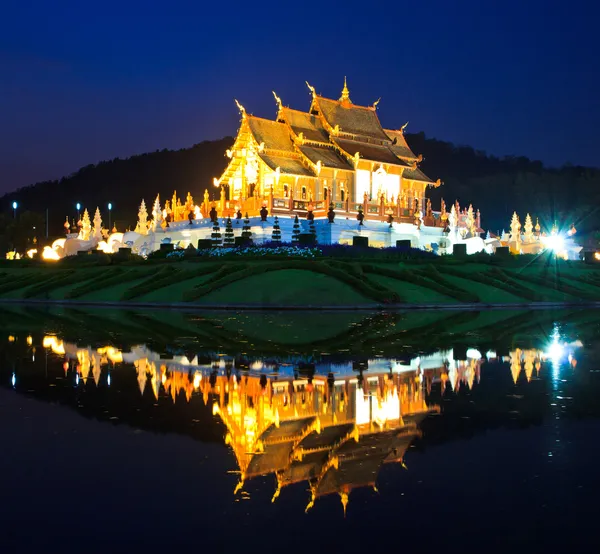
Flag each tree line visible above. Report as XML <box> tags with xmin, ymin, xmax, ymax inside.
<box><xmin>1</xmin><ymin>133</ymin><xmax>598</xmax><ymax>253</ymax></box>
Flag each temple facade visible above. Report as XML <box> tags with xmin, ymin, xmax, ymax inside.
<box><xmin>215</xmin><ymin>80</ymin><xmax>442</xmax><ymax>225</ymax></box>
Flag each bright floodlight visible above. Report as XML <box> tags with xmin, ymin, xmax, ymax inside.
<box><xmin>546</xmin><ymin>233</ymin><xmax>564</xmax><ymax>253</ymax></box>
<box><xmin>12</xmin><ymin>201</ymin><xmax>17</xmax><ymax>210</ymax></box>
<box><xmin>76</xmin><ymin>203</ymin><xmax>81</xmax><ymax>211</ymax></box>
<box><xmin>108</xmin><ymin>203</ymin><xmax>112</xmax><ymax>210</ymax></box>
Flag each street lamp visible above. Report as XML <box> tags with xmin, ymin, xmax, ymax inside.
<box><xmin>76</xmin><ymin>202</ymin><xmax>81</xmax><ymax>221</ymax></box>
<box><xmin>108</xmin><ymin>202</ymin><xmax>113</xmax><ymax>231</ymax></box>
<box><xmin>12</xmin><ymin>201</ymin><xmax>18</xmax><ymax>219</ymax></box>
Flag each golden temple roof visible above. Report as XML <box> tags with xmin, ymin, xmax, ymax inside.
<box><xmin>259</xmin><ymin>153</ymin><xmax>315</xmax><ymax>176</ymax></box>
<box><xmin>299</xmin><ymin>145</ymin><xmax>352</xmax><ymax>170</ymax></box>
<box><xmin>281</xmin><ymin>107</ymin><xmax>329</xmax><ymax>143</ymax></box>
<box><xmin>385</xmin><ymin>129</ymin><xmax>418</xmax><ymax>160</ymax></box>
<box><xmin>334</xmin><ymin>137</ymin><xmax>412</xmax><ymax>167</ymax></box>
<box><xmin>402</xmin><ymin>166</ymin><xmax>438</xmax><ymax>185</ymax></box>
<box><xmin>247</xmin><ymin>116</ymin><xmax>296</xmax><ymax>153</ymax></box>
<box><xmin>315</xmin><ymin>96</ymin><xmax>390</xmax><ymax>142</ymax></box>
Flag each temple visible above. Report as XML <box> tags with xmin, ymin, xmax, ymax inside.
<box><xmin>36</xmin><ymin>81</ymin><xmax>575</xmax><ymax>259</ymax></box>
<box><xmin>216</xmin><ymin>79</ymin><xmax>441</xmax><ymax>226</ymax></box>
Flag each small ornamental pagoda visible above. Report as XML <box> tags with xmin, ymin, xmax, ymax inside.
<box><xmin>216</xmin><ymin>79</ymin><xmax>442</xmax><ymax>224</ymax></box>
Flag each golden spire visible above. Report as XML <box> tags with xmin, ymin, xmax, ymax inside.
<box><xmin>339</xmin><ymin>77</ymin><xmax>351</xmax><ymax>104</ymax></box>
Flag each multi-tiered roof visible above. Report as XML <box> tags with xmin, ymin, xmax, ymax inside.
<box><xmin>220</xmin><ymin>80</ymin><xmax>439</xmax><ymax>186</ymax></box>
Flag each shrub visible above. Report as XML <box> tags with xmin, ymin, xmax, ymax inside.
<box><xmin>121</xmin><ymin>265</ymin><xmax>218</xmax><ymax>300</ymax></box>
<box><xmin>21</xmin><ymin>270</ymin><xmax>78</xmax><ymax>298</ymax></box>
<box><xmin>65</xmin><ymin>268</ymin><xmax>151</xmax><ymax>298</ymax></box>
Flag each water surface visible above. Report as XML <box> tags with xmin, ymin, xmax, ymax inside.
<box><xmin>1</xmin><ymin>307</ymin><xmax>599</xmax><ymax>553</ymax></box>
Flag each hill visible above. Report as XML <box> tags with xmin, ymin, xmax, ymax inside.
<box><xmin>1</xmin><ymin>133</ymin><xmax>599</xmax><ymax>244</ymax></box>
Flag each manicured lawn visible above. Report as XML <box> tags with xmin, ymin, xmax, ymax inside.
<box><xmin>368</xmin><ymin>274</ymin><xmax>454</xmax><ymax>304</ymax></box>
<box><xmin>440</xmin><ymin>274</ymin><xmax>526</xmax><ymax>304</ymax></box>
<box><xmin>0</xmin><ymin>258</ymin><xmax>600</xmax><ymax>307</ymax></box>
<box><xmin>195</xmin><ymin>269</ymin><xmax>372</xmax><ymax>306</ymax></box>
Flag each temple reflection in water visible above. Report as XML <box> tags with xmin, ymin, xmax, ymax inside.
<box><xmin>32</xmin><ymin>334</ymin><xmax>581</xmax><ymax>514</ymax></box>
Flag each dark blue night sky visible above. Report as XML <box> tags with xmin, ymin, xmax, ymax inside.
<box><xmin>1</xmin><ymin>0</ymin><xmax>598</xmax><ymax>194</ymax></box>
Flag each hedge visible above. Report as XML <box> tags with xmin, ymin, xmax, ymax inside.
<box><xmin>505</xmin><ymin>269</ymin><xmax>599</xmax><ymax>301</ymax></box>
<box><xmin>441</xmin><ymin>266</ymin><xmax>539</xmax><ymax>301</ymax></box>
<box><xmin>121</xmin><ymin>264</ymin><xmax>219</xmax><ymax>300</ymax></box>
<box><xmin>65</xmin><ymin>268</ymin><xmax>151</xmax><ymax>299</ymax></box>
<box><xmin>183</xmin><ymin>260</ymin><xmax>400</xmax><ymax>304</ymax></box>
<box><xmin>360</xmin><ymin>263</ymin><xmax>479</xmax><ymax>303</ymax></box>
<box><xmin>21</xmin><ymin>270</ymin><xmax>78</xmax><ymax>298</ymax></box>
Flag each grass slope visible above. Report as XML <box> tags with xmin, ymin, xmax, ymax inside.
<box><xmin>194</xmin><ymin>269</ymin><xmax>371</xmax><ymax>306</ymax></box>
<box><xmin>0</xmin><ymin>258</ymin><xmax>600</xmax><ymax>307</ymax></box>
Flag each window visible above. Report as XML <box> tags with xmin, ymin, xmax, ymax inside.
<box><xmin>283</xmin><ymin>184</ymin><xmax>289</xmax><ymax>198</ymax></box>
<box><xmin>301</xmin><ymin>186</ymin><xmax>307</xmax><ymax>200</ymax></box>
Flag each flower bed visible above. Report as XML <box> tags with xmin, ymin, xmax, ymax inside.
<box><xmin>191</xmin><ymin>246</ymin><xmax>322</xmax><ymax>259</ymax></box>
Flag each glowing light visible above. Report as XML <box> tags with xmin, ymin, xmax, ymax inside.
<box><xmin>595</xmin><ymin>252</ymin><xmax>600</xmax><ymax>261</ymax></box>
<box><xmin>11</xmin><ymin>373</ymin><xmax>16</xmax><ymax>388</ymax></box>
<box><xmin>42</xmin><ymin>335</ymin><xmax>65</xmax><ymax>355</ymax></box>
<box><xmin>75</xmin><ymin>374</ymin><xmax>80</xmax><ymax>386</ymax></box>
<box><xmin>8</xmin><ymin>335</ymin><xmax>15</xmax><ymax>343</ymax></box>
<box><xmin>108</xmin><ymin>203</ymin><xmax>112</xmax><ymax>211</ymax></box>
<box><xmin>193</xmin><ymin>372</ymin><xmax>202</xmax><ymax>389</ymax></box>
<box><xmin>466</xmin><ymin>348</ymin><xmax>482</xmax><ymax>359</ymax></box>
<box><xmin>545</xmin><ymin>233</ymin><xmax>564</xmax><ymax>253</ymax></box>
<box><xmin>42</xmin><ymin>246</ymin><xmax>61</xmax><ymax>261</ymax></box>
<box><xmin>486</xmin><ymin>350</ymin><xmax>497</xmax><ymax>359</ymax></box>
<box><xmin>76</xmin><ymin>203</ymin><xmax>81</xmax><ymax>211</ymax></box>
<box><xmin>26</xmin><ymin>249</ymin><xmax>37</xmax><ymax>259</ymax></box>
<box><xmin>26</xmin><ymin>336</ymin><xmax>32</xmax><ymax>346</ymax></box>
<box><xmin>547</xmin><ymin>341</ymin><xmax>564</xmax><ymax>366</ymax></box>
<box><xmin>107</xmin><ymin>374</ymin><xmax>111</xmax><ymax>387</ymax></box>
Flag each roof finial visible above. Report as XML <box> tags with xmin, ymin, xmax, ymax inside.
<box><xmin>272</xmin><ymin>91</ymin><xmax>283</xmax><ymax>115</ymax></box>
<box><xmin>305</xmin><ymin>81</ymin><xmax>316</xmax><ymax>98</ymax></box>
<box><xmin>234</xmin><ymin>99</ymin><xmax>246</xmax><ymax>117</ymax></box>
<box><xmin>372</xmin><ymin>97</ymin><xmax>381</xmax><ymax>109</ymax></box>
<box><xmin>339</xmin><ymin>76</ymin><xmax>351</xmax><ymax>104</ymax></box>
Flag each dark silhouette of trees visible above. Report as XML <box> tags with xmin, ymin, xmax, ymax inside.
<box><xmin>1</xmin><ymin>133</ymin><xmax>599</xmax><ymax>256</ymax></box>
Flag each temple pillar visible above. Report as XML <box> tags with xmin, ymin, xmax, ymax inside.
<box><xmin>369</xmin><ymin>163</ymin><xmax>374</xmax><ymax>200</ymax></box>
<box><xmin>241</xmin><ymin>154</ymin><xmax>247</xmax><ymax>201</ymax></box>
<box><xmin>332</xmin><ymin>170</ymin><xmax>338</xmax><ymax>203</ymax></box>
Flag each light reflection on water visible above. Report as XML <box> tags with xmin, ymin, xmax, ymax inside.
<box><xmin>0</xmin><ymin>322</ymin><xmax>587</xmax><ymax>515</ymax></box>
<box><xmin>3</xmin><ymin>308</ymin><xmax>600</xmax><ymax>551</ymax></box>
